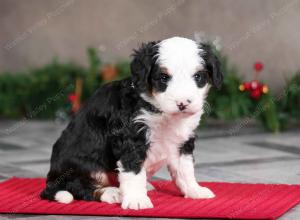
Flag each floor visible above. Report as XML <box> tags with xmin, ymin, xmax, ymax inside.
<box><xmin>0</xmin><ymin>120</ymin><xmax>299</xmax><ymax>220</ymax></box>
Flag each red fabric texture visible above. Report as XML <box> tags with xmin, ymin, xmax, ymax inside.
<box><xmin>0</xmin><ymin>177</ymin><xmax>300</xmax><ymax>219</ymax></box>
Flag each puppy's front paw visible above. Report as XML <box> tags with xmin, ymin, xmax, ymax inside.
<box><xmin>185</xmin><ymin>186</ymin><xmax>215</xmax><ymax>199</ymax></box>
<box><xmin>121</xmin><ymin>194</ymin><xmax>153</xmax><ymax>210</ymax></box>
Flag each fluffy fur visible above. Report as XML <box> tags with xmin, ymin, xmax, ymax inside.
<box><xmin>40</xmin><ymin>36</ymin><xmax>223</xmax><ymax>209</ymax></box>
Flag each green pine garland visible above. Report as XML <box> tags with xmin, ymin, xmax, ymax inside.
<box><xmin>0</xmin><ymin>47</ymin><xmax>299</xmax><ymax>132</ymax></box>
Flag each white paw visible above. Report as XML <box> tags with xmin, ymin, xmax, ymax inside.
<box><xmin>121</xmin><ymin>194</ymin><xmax>153</xmax><ymax>210</ymax></box>
<box><xmin>100</xmin><ymin>187</ymin><xmax>121</xmax><ymax>204</ymax></box>
<box><xmin>185</xmin><ymin>186</ymin><xmax>215</xmax><ymax>199</ymax></box>
<box><xmin>55</xmin><ymin>191</ymin><xmax>74</xmax><ymax>204</ymax></box>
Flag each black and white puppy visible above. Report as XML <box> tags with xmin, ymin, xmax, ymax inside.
<box><xmin>41</xmin><ymin>37</ymin><xmax>223</xmax><ymax>210</ymax></box>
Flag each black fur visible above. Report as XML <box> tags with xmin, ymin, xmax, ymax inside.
<box><xmin>41</xmin><ymin>42</ymin><xmax>162</xmax><ymax>202</ymax></box>
<box><xmin>200</xmin><ymin>43</ymin><xmax>223</xmax><ymax>89</ymax></box>
<box><xmin>179</xmin><ymin>137</ymin><xmax>195</xmax><ymax>155</ymax></box>
<box><xmin>131</xmin><ymin>41</ymin><xmax>159</xmax><ymax>93</ymax></box>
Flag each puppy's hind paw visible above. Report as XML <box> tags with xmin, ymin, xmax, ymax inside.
<box><xmin>99</xmin><ymin>187</ymin><xmax>121</xmax><ymax>204</ymax></box>
<box><xmin>185</xmin><ymin>186</ymin><xmax>215</xmax><ymax>199</ymax></box>
<box><xmin>55</xmin><ymin>191</ymin><xmax>74</xmax><ymax>204</ymax></box>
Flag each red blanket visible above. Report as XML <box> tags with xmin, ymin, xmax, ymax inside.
<box><xmin>0</xmin><ymin>177</ymin><xmax>300</xmax><ymax>219</ymax></box>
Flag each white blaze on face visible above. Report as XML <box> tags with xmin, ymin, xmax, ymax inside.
<box><xmin>154</xmin><ymin>37</ymin><xmax>210</xmax><ymax>114</ymax></box>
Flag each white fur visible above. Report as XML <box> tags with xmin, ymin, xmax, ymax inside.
<box><xmin>136</xmin><ymin>110</ymin><xmax>202</xmax><ymax>177</ymax></box>
<box><xmin>134</xmin><ymin>109</ymin><xmax>215</xmax><ymax>200</ymax></box>
<box><xmin>118</xmin><ymin>164</ymin><xmax>153</xmax><ymax>210</ymax></box>
<box><xmin>135</xmin><ymin>37</ymin><xmax>213</xmax><ymax>200</ymax></box>
<box><xmin>168</xmin><ymin>154</ymin><xmax>215</xmax><ymax>199</ymax></box>
<box><xmin>54</xmin><ymin>191</ymin><xmax>74</xmax><ymax>204</ymax></box>
<box><xmin>100</xmin><ymin>187</ymin><xmax>121</xmax><ymax>204</ymax></box>
<box><xmin>153</xmin><ymin>37</ymin><xmax>209</xmax><ymax>114</ymax></box>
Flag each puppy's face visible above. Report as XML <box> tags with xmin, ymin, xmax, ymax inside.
<box><xmin>131</xmin><ymin>37</ymin><xmax>223</xmax><ymax>115</ymax></box>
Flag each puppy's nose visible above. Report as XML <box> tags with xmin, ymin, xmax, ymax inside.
<box><xmin>177</xmin><ymin>99</ymin><xmax>191</xmax><ymax>111</ymax></box>
<box><xmin>177</xmin><ymin>103</ymin><xmax>187</xmax><ymax>111</ymax></box>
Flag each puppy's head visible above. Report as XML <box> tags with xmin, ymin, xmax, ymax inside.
<box><xmin>131</xmin><ymin>37</ymin><xmax>223</xmax><ymax>115</ymax></box>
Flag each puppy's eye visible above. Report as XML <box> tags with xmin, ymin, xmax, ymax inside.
<box><xmin>194</xmin><ymin>73</ymin><xmax>202</xmax><ymax>80</ymax></box>
<box><xmin>193</xmin><ymin>71</ymin><xmax>208</xmax><ymax>87</ymax></box>
<box><xmin>160</xmin><ymin>73</ymin><xmax>170</xmax><ymax>83</ymax></box>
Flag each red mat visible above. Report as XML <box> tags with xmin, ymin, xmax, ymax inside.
<box><xmin>0</xmin><ymin>178</ymin><xmax>300</xmax><ymax>219</ymax></box>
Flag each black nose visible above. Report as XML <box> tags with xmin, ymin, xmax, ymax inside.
<box><xmin>177</xmin><ymin>103</ymin><xmax>187</xmax><ymax>111</ymax></box>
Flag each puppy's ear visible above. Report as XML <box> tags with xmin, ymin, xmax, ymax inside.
<box><xmin>201</xmin><ymin>43</ymin><xmax>223</xmax><ymax>89</ymax></box>
<box><xmin>131</xmin><ymin>41</ymin><xmax>159</xmax><ymax>93</ymax></box>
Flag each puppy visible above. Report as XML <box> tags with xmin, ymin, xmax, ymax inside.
<box><xmin>41</xmin><ymin>36</ymin><xmax>223</xmax><ymax>210</ymax></box>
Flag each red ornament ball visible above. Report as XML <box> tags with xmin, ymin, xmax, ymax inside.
<box><xmin>68</xmin><ymin>93</ymin><xmax>77</xmax><ymax>102</ymax></box>
<box><xmin>254</xmin><ymin>62</ymin><xmax>263</xmax><ymax>72</ymax></box>
<box><xmin>250</xmin><ymin>89</ymin><xmax>262</xmax><ymax>100</ymax></box>
<box><xmin>250</xmin><ymin>80</ymin><xmax>259</xmax><ymax>90</ymax></box>
<box><xmin>244</xmin><ymin>82</ymin><xmax>251</xmax><ymax>90</ymax></box>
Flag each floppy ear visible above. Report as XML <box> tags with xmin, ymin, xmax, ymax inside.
<box><xmin>201</xmin><ymin>43</ymin><xmax>223</xmax><ymax>89</ymax></box>
<box><xmin>130</xmin><ymin>41</ymin><xmax>159</xmax><ymax>93</ymax></box>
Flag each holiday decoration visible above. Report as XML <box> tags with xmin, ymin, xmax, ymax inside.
<box><xmin>68</xmin><ymin>93</ymin><xmax>77</xmax><ymax>103</ymax></box>
<box><xmin>101</xmin><ymin>64</ymin><xmax>118</xmax><ymax>81</ymax></box>
<box><xmin>68</xmin><ymin>77</ymin><xmax>83</xmax><ymax>113</ymax></box>
<box><xmin>1</xmin><ymin>46</ymin><xmax>299</xmax><ymax>132</ymax></box>
<box><xmin>280</xmin><ymin>72</ymin><xmax>300</xmax><ymax>119</ymax></box>
<box><xmin>239</xmin><ymin>62</ymin><xmax>269</xmax><ymax>100</ymax></box>
<box><xmin>254</xmin><ymin>61</ymin><xmax>263</xmax><ymax>72</ymax></box>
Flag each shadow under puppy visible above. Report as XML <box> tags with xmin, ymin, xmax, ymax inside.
<box><xmin>41</xmin><ymin>36</ymin><xmax>223</xmax><ymax>210</ymax></box>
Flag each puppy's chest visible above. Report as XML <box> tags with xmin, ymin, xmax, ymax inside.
<box><xmin>141</xmin><ymin>113</ymin><xmax>199</xmax><ymax>177</ymax></box>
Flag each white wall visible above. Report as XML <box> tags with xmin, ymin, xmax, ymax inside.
<box><xmin>1</xmin><ymin>0</ymin><xmax>300</xmax><ymax>90</ymax></box>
